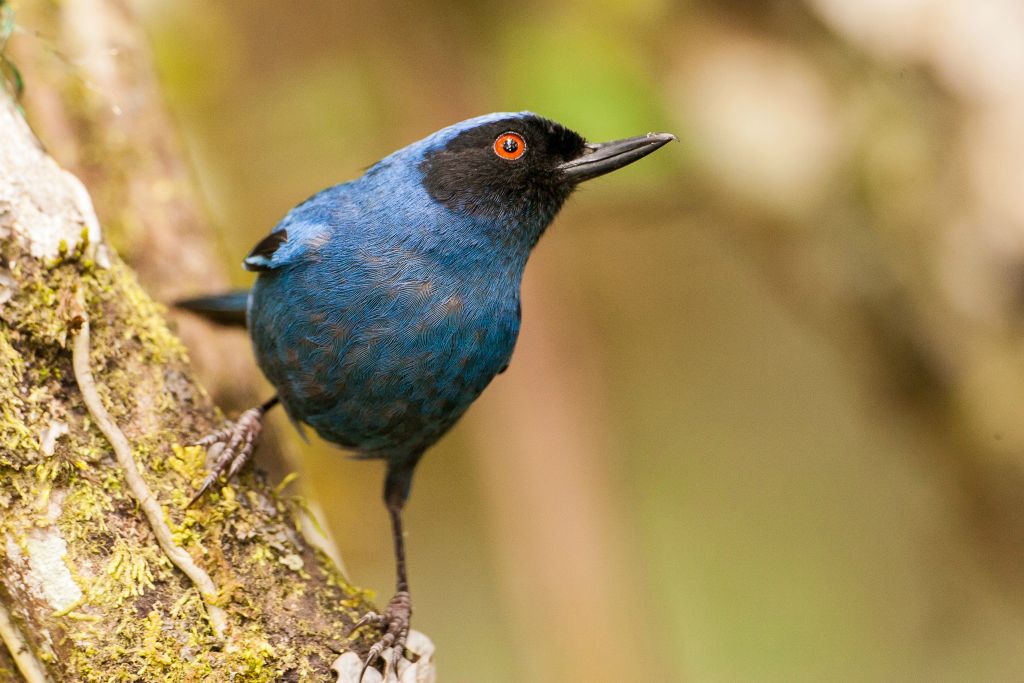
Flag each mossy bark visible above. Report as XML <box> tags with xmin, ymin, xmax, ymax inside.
<box><xmin>6</xmin><ymin>0</ymin><xmax>346</xmax><ymax>573</ymax></box>
<box><xmin>8</xmin><ymin>0</ymin><xmax>265</xmax><ymax>416</ymax></box>
<box><xmin>0</xmin><ymin>3</ymin><xmax>435</xmax><ymax>680</ymax></box>
<box><xmin>0</xmin><ymin>93</ymin><xmax>384</xmax><ymax>680</ymax></box>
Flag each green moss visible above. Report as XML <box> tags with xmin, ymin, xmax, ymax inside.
<box><xmin>1</xmin><ymin>234</ymin><xmax>376</xmax><ymax>679</ymax></box>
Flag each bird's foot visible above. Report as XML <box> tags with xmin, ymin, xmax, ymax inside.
<box><xmin>332</xmin><ymin>628</ymin><xmax>434</xmax><ymax>682</ymax></box>
<box><xmin>350</xmin><ymin>591</ymin><xmax>412</xmax><ymax>681</ymax></box>
<box><xmin>187</xmin><ymin>406</ymin><xmax>266</xmax><ymax>506</ymax></box>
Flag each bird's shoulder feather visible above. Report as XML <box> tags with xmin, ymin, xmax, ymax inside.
<box><xmin>243</xmin><ymin>182</ymin><xmax>356</xmax><ymax>272</ymax></box>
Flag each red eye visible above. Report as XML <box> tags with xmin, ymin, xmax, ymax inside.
<box><xmin>494</xmin><ymin>132</ymin><xmax>526</xmax><ymax>160</ymax></box>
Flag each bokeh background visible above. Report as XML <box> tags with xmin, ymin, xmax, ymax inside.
<box><xmin>31</xmin><ymin>0</ymin><xmax>1024</xmax><ymax>680</ymax></box>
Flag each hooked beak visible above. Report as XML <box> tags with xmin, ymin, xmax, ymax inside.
<box><xmin>558</xmin><ymin>132</ymin><xmax>677</xmax><ymax>182</ymax></box>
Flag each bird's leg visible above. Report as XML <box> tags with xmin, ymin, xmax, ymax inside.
<box><xmin>352</xmin><ymin>475</ymin><xmax>414</xmax><ymax>680</ymax></box>
<box><xmin>187</xmin><ymin>395</ymin><xmax>279</xmax><ymax>507</ymax></box>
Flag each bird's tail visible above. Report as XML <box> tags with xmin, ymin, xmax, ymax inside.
<box><xmin>174</xmin><ymin>289</ymin><xmax>250</xmax><ymax>328</ymax></box>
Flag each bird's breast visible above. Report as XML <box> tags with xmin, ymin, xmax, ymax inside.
<box><xmin>249</xmin><ymin>261</ymin><xmax>520</xmax><ymax>456</ymax></box>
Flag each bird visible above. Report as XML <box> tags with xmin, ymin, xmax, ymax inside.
<box><xmin>177</xmin><ymin>111</ymin><xmax>674</xmax><ymax>677</ymax></box>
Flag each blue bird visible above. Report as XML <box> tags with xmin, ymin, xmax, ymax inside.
<box><xmin>178</xmin><ymin>111</ymin><xmax>674</xmax><ymax>674</ymax></box>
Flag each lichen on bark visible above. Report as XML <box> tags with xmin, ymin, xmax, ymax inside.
<box><xmin>0</xmin><ymin>0</ymin><xmax>439</xmax><ymax>674</ymax></box>
<box><xmin>0</xmin><ymin>93</ymin><xmax>392</xmax><ymax>680</ymax></box>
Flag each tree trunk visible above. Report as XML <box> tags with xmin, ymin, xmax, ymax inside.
<box><xmin>0</xmin><ymin>13</ymin><xmax>432</xmax><ymax>683</ymax></box>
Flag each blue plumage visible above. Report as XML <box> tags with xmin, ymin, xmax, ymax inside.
<box><xmin>248</xmin><ymin>171</ymin><xmax>523</xmax><ymax>488</ymax></box>
<box><xmin>182</xmin><ymin>111</ymin><xmax>674</xmax><ymax>669</ymax></box>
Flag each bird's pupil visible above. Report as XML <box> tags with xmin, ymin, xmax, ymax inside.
<box><xmin>503</xmin><ymin>138</ymin><xmax>519</xmax><ymax>154</ymax></box>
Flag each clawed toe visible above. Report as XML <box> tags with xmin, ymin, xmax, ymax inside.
<box><xmin>187</xmin><ymin>405</ymin><xmax>268</xmax><ymax>507</ymax></box>
<box><xmin>349</xmin><ymin>591</ymin><xmax>412</xmax><ymax>681</ymax></box>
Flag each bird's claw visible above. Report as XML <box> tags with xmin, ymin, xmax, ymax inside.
<box><xmin>187</xmin><ymin>407</ymin><xmax>265</xmax><ymax>507</ymax></box>
<box><xmin>350</xmin><ymin>591</ymin><xmax>412</xmax><ymax>681</ymax></box>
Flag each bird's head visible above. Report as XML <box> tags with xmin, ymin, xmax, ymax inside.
<box><xmin>405</xmin><ymin>112</ymin><xmax>675</xmax><ymax>246</ymax></box>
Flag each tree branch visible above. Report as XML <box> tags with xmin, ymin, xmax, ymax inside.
<box><xmin>0</xmin><ymin>68</ymin><xmax>432</xmax><ymax>683</ymax></box>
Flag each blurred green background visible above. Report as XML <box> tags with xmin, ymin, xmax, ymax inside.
<box><xmin>131</xmin><ymin>0</ymin><xmax>1024</xmax><ymax>680</ymax></box>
